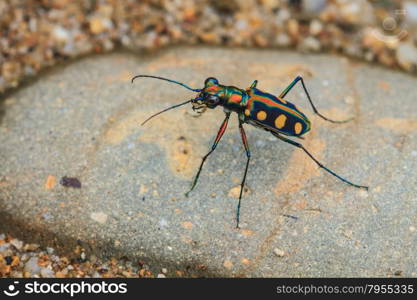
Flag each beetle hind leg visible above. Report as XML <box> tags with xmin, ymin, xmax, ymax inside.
<box><xmin>270</xmin><ymin>130</ymin><xmax>368</xmax><ymax>190</ymax></box>
<box><xmin>236</xmin><ymin>119</ymin><xmax>251</xmax><ymax>229</ymax></box>
<box><xmin>280</xmin><ymin>76</ymin><xmax>354</xmax><ymax>124</ymax></box>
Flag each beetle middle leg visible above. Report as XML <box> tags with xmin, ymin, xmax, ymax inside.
<box><xmin>280</xmin><ymin>76</ymin><xmax>353</xmax><ymax>123</ymax></box>
<box><xmin>185</xmin><ymin>112</ymin><xmax>231</xmax><ymax>197</ymax></box>
<box><xmin>236</xmin><ymin>118</ymin><xmax>251</xmax><ymax>228</ymax></box>
<box><xmin>270</xmin><ymin>131</ymin><xmax>368</xmax><ymax>190</ymax></box>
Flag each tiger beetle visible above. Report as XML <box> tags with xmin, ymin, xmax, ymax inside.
<box><xmin>132</xmin><ymin>75</ymin><xmax>368</xmax><ymax>228</ymax></box>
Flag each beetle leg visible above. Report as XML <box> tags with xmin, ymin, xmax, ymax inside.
<box><xmin>236</xmin><ymin>119</ymin><xmax>251</xmax><ymax>228</ymax></box>
<box><xmin>185</xmin><ymin>112</ymin><xmax>231</xmax><ymax>197</ymax></box>
<box><xmin>271</xmin><ymin>131</ymin><xmax>368</xmax><ymax>190</ymax></box>
<box><xmin>280</xmin><ymin>76</ymin><xmax>353</xmax><ymax>124</ymax></box>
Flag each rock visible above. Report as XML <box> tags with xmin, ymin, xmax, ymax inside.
<box><xmin>396</xmin><ymin>43</ymin><xmax>417</xmax><ymax>72</ymax></box>
<box><xmin>24</xmin><ymin>244</ymin><xmax>40</xmax><ymax>251</ymax></box>
<box><xmin>273</xmin><ymin>248</ymin><xmax>285</xmax><ymax>257</ymax></box>
<box><xmin>0</xmin><ymin>48</ymin><xmax>416</xmax><ymax>277</ymax></box>
<box><xmin>90</xmin><ymin>212</ymin><xmax>108</xmax><ymax>224</ymax></box>
<box><xmin>404</xmin><ymin>1</ymin><xmax>417</xmax><ymax>29</ymax></box>
<box><xmin>299</xmin><ymin>36</ymin><xmax>321</xmax><ymax>52</ymax></box>
<box><xmin>338</xmin><ymin>0</ymin><xmax>376</xmax><ymax>26</ymax></box>
<box><xmin>10</xmin><ymin>239</ymin><xmax>23</xmax><ymax>250</ymax></box>
<box><xmin>89</xmin><ymin>17</ymin><xmax>112</xmax><ymax>35</ymax></box>
<box><xmin>52</xmin><ymin>26</ymin><xmax>70</xmax><ymax>42</ymax></box>
<box><xmin>24</xmin><ymin>257</ymin><xmax>41</xmax><ymax>276</ymax></box>
<box><xmin>302</xmin><ymin>0</ymin><xmax>327</xmax><ymax>17</ymax></box>
<box><xmin>309</xmin><ymin>19</ymin><xmax>323</xmax><ymax>36</ymax></box>
<box><xmin>275</xmin><ymin>33</ymin><xmax>291</xmax><ymax>47</ymax></box>
<box><xmin>0</xmin><ymin>243</ymin><xmax>8</xmax><ymax>253</ymax></box>
<box><xmin>40</xmin><ymin>267</ymin><xmax>55</xmax><ymax>278</ymax></box>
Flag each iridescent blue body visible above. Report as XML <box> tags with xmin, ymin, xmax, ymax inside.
<box><xmin>201</xmin><ymin>78</ymin><xmax>311</xmax><ymax>138</ymax></box>
<box><xmin>132</xmin><ymin>75</ymin><xmax>368</xmax><ymax>228</ymax></box>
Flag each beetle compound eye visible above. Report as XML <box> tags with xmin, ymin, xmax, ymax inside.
<box><xmin>207</xmin><ymin>95</ymin><xmax>220</xmax><ymax>105</ymax></box>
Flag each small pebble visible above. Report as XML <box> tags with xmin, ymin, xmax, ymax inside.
<box><xmin>404</xmin><ymin>2</ymin><xmax>417</xmax><ymax>29</ymax></box>
<box><xmin>299</xmin><ymin>36</ymin><xmax>321</xmax><ymax>52</ymax></box>
<box><xmin>90</xmin><ymin>211</ymin><xmax>108</xmax><ymax>224</ymax></box>
<box><xmin>303</xmin><ymin>0</ymin><xmax>327</xmax><ymax>16</ymax></box>
<box><xmin>309</xmin><ymin>19</ymin><xmax>323</xmax><ymax>35</ymax></box>
<box><xmin>396</xmin><ymin>43</ymin><xmax>417</xmax><ymax>72</ymax></box>
<box><xmin>40</xmin><ymin>267</ymin><xmax>55</xmax><ymax>278</ymax></box>
<box><xmin>10</xmin><ymin>239</ymin><xmax>23</xmax><ymax>250</ymax></box>
<box><xmin>24</xmin><ymin>257</ymin><xmax>41</xmax><ymax>276</ymax></box>
<box><xmin>60</xmin><ymin>176</ymin><xmax>82</xmax><ymax>188</ymax></box>
<box><xmin>273</xmin><ymin>248</ymin><xmax>285</xmax><ymax>257</ymax></box>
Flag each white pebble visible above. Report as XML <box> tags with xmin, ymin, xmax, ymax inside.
<box><xmin>273</xmin><ymin>248</ymin><xmax>285</xmax><ymax>257</ymax></box>
<box><xmin>396</xmin><ymin>43</ymin><xmax>417</xmax><ymax>72</ymax></box>
<box><xmin>310</xmin><ymin>19</ymin><xmax>323</xmax><ymax>35</ymax></box>
<box><xmin>10</xmin><ymin>239</ymin><xmax>23</xmax><ymax>250</ymax></box>
<box><xmin>404</xmin><ymin>2</ymin><xmax>417</xmax><ymax>28</ymax></box>
<box><xmin>41</xmin><ymin>267</ymin><xmax>55</xmax><ymax>278</ymax></box>
<box><xmin>52</xmin><ymin>26</ymin><xmax>70</xmax><ymax>42</ymax></box>
<box><xmin>24</xmin><ymin>257</ymin><xmax>41</xmax><ymax>275</ymax></box>
<box><xmin>90</xmin><ymin>211</ymin><xmax>108</xmax><ymax>224</ymax></box>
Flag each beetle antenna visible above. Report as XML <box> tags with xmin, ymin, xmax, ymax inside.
<box><xmin>132</xmin><ymin>75</ymin><xmax>202</xmax><ymax>92</ymax></box>
<box><xmin>141</xmin><ymin>99</ymin><xmax>192</xmax><ymax>126</ymax></box>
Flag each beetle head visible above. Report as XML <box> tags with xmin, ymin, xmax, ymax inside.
<box><xmin>191</xmin><ymin>77</ymin><xmax>223</xmax><ymax>112</ymax></box>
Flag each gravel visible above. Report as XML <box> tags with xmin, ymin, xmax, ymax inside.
<box><xmin>0</xmin><ymin>1</ymin><xmax>417</xmax><ymax>94</ymax></box>
<box><xmin>0</xmin><ymin>233</ymin><xmax>158</xmax><ymax>278</ymax></box>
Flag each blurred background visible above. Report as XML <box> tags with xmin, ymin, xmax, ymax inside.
<box><xmin>1</xmin><ymin>0</ymin><xmax>417</xmax><ymax>94</ymax></box>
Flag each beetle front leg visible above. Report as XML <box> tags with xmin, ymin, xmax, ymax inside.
<box><xmin>185</xmin><ymin>112</ymin><xmax>231</xmax><ymax>197</ymax></box>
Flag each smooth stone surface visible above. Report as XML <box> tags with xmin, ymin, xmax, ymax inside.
<box><xmin>1</xmin><ymin>47</ymin><xmax>416</xmax><ymax>277</ymax></box>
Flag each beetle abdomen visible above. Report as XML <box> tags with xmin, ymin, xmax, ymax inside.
<box><xmin>244</xmin><ymin>88</ymin><xmax>311</xmax><ymax>136</ymax></box>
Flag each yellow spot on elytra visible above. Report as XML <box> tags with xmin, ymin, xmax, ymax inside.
<box><xmin>257</xmin><ymin>110</ymin><xmax>267</xmax><ymax>121</ymax></box>
<box><xmin>294</xmin><ymin>122</ymin><xmax>302</xmax><ymax>134</ymax></box>
<box><xmin>244</xmin><ymin>109</ymin><xmax>251</xmax><ymax>116</ymax></box>
<box><xmin>275</xmin><ymin>114</ymin><xmax>287</xmax><ymax>129</ymax></box>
